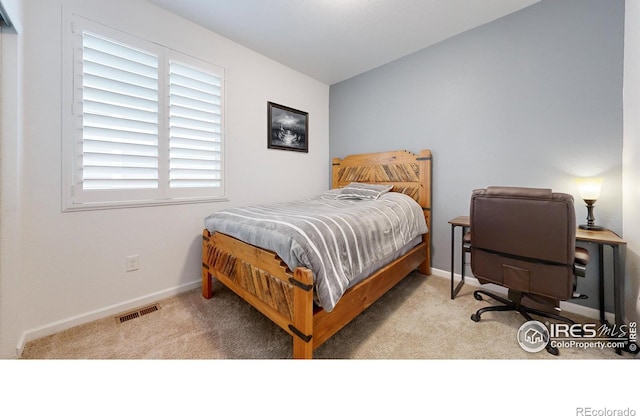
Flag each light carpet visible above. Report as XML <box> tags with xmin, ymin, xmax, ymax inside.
<box><xmin>21</xmin><ymin>273</ymin><xmax>632</xmax><ymax>360</ymax></box>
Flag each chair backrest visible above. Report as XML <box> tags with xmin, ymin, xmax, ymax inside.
<box><xmin>470</xmin><ymin>186</ymin><xmax>576</xmax><ymax>300</ymax></box>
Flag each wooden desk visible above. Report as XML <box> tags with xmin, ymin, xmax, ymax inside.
<box><xmin>448</xmin><ymin>216</ymin><xmax>628</xmax><ymax>329</ymax></box>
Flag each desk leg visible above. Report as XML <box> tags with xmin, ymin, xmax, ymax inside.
<box><xmin>612</xmin><ymin>244</ymin><xmax>624</xmax><ymax>355</ymax></box>
<box><xmin>450</xmin><ymin>224</ymin><xmax>466</xmax><ymax>300</ymax></box>
<box><xmin>598</xmin><ymin>244</ymin><xmax>605</xmax><ymax>324</ymax></box>
<box><xmin>460</xmin><ymin>226</ymin><xmax>466</xmax><ymax>290</ymax></box>
<box><xmin>450</xmin><ymin>224</ymin><xmax>456</xmax><ymax>299</ymax></box>
<box><xmin>613</xmin><ymin>244</ymin><xmax>623</xmax><ymax>327</ymax></box>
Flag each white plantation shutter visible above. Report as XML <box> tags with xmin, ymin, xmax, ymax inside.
<box><xmin>81</xmin><ymin>32</ymin><xmax>159</xmax><ymax>190</ymax></box>
<box><xmin>66</xmin><ymin>17</ymin><xmax>225</xmax><ymax>210</ymax></box>
<box><xmin>169</xmin><ymin>61</ymin><xmax>223</xmax><ymax>189</ymax></box>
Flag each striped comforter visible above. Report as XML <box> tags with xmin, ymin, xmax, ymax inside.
<box><xmin>203</xmin><ymin>189</ymin><xmax>428</xmax><ymax>311</ymax></box>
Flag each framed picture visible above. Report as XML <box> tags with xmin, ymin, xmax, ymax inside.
<box><xmin>267</xmin><ymin>101</ymin><xmax>308</xmax><ymax>153</ymax></box>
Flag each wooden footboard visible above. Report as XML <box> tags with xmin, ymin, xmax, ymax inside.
<box><xmin>202</xmin><ymin>230</ymin><xmax>315</xmax><ymax>358</ymax></box>
<box><xmin>202</xmin><ymin>229</ymin><xmax>426</xmax><ymax>358</ymax></box>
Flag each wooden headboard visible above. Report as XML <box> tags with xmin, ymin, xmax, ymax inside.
<box><xmin>331</xmin><ymin>149</ymin><xmax>432</xmax><ymax>274</ymax></box>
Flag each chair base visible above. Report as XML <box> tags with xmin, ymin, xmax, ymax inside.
<box><xmin>470</xmin><ymin>289</ymin><xmax>576</xmax><ymax>356</ymax></box>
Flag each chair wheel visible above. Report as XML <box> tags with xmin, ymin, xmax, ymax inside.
<box><xmin>473</xmin><ymin>292</ymin><xmax>483</xmax><ymax>301</ymax></box>
<box><xmin>470</xmin><ymin>313</ymin><xmax>480</xmax><ymax>322</ymax></box>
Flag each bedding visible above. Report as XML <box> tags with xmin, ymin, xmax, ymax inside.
<box><xmin>204</xmin><ymin>188</ymin><xmax>428</xmax><ymax>311</ymax></box>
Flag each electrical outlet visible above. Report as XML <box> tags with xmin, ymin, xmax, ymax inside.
<box><xmin>126</xmin><ymin>255</ymin><xmax>140</xmax><ymax>272</ymax></box>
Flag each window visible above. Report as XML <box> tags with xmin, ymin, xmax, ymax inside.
<box><xmin>63</xmin><ymin>17</ymin><xmax>224</xmax><ymax>210</ymax></box>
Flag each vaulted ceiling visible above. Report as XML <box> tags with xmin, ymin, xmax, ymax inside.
<box><xmin>148</xmin><ymin>0</ymin><xmax>540</xmax><ymax>85</ymax></box>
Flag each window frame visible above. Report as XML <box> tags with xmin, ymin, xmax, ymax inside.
<box><xmin>62</xmin><ymin>15</ymin><xmax>226</xmax><ymax>212</ymax></box>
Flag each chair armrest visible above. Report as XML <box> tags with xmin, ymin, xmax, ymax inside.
<box><xmin>573</xmin><ymin>247</ymin><xmax>589</xmax><ymax>278</ymax></box>
<box><xmin>463</xmin><ymin>232</ymin><xmax>471</xmax><ymax>253</ymax></box>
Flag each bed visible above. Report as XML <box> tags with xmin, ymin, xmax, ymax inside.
<box><xmin>201</xmin><ymin>149</ymin><xmax>432</xmax><ymax>358</ymax></box>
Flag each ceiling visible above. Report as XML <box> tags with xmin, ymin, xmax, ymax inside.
<box><xmin>148</xmin><ymin>0</ymin><xmax>540</xmax><ymax>85</ymax></box>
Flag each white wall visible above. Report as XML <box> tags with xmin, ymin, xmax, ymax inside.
<box><xmin>623</xmin><ymin>1</ymin><xmax>640</xmax><ymax>325</ymax></box>
<box><xmin>0</xmin><ymin>0</ymin><xmax>329</xmax><ymax>358</ymax></box>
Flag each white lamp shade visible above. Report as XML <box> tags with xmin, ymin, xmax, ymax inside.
<box><xmin>577</xmin><ymin>177</ymin><xmax>603</xmax><ymax>200</ymax></box>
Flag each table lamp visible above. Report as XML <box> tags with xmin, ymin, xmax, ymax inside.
<box><xmin>576</xmin><ymin>177</ymin><xmax>605</xmax><ymax>231</ymax></box>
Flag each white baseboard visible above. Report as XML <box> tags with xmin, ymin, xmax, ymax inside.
<box><xmin>16</xmin><ymin>280</ymin><xmax>201</xmax><ymax>358</ymax></box>
<box><xmin>429</xmin><ymin>267</ymin><xmax>615</xmax><ymax>323</ymax></box>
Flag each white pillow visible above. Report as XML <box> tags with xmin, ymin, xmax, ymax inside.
<box><xmin>336</xmin><ymin>182</ymin><xmax>393</xmax><ymax>200</ymax></box>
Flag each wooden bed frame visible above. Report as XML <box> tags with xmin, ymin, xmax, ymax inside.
<box><xmin>201</xmin><ymin>149</ymin><xmax>432</xmax><ymax>358</ymax></box>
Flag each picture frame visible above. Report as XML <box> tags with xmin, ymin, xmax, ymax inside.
<box><xmin>267</xmin><ymin>101</ymin><xmax>308</xmax><ymax>153</ymax></box>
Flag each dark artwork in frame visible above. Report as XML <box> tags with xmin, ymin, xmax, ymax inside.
<box><xmin>267</xmin><ymin>101</ymin><xmax>308</xmax><ymax>153</ymax></box>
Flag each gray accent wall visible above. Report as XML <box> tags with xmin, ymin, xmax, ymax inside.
<box><xmin>329</xmin><ymin>0</ymin><xmax>624</xmax><ymax>311</ymax></box>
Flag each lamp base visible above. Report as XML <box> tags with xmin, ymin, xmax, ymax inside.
<box><xmin>579</xmin><ymin>224</ymin><xmax>606</xmax><ymax>231</ymax></box>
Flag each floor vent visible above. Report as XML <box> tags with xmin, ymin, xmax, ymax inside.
<box><xmin>116</xmin><ymin>304</ymin><xmax>161</xmax><ymax>324</ymax></box>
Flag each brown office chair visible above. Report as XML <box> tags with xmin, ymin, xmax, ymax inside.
<box><xmin>468</xmin><ymin>186</ymin><xmax>589</xmax><ymax>355</ymax></box>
